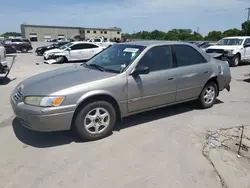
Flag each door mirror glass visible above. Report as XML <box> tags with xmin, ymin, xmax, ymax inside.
<box><xmin>131</xmin><ymin>65</ymin><xmax>150</xmax><ymax>75</ymax></box>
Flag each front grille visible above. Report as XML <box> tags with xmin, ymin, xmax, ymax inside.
<box><xmin>206</xmin><ymin>49</ymin><xmax>224</xmax><ymax>53</ymax></box>
<box><xmin>12</xmin><ymin>87</ymin><xmax>23</xmax><ymax>102</ymax></box>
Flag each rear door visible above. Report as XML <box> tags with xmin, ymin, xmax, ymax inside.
<box><xmin>171</xmin><ymin>44</ymin><xmax>212</xmax><ymax>101</ymax></box>
<box><xmin>81</xmin><ymin>43</ymin><xmax>103</xmax><ymax>59</ymax></box>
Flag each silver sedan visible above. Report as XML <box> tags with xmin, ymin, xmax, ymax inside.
<box><xmin>10</xmin><ymin>41</ymin><xmax>231</xmax><ymax>141</ymax></box>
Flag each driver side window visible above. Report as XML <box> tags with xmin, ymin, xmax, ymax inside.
<box><xmin>244</xmin><ymin>38</ymin><xmax>250</xmax><ymax>45</ymax></box>
<box><xmin>137</xmin><ymin>45</ymin><xmax>173</xmax><ymax>72</ymax></box>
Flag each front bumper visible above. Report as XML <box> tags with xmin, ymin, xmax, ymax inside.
<box><xmin>10</xmin><ymin>94</ymin><xmax>76</xmax><ymax>132</ymax></box>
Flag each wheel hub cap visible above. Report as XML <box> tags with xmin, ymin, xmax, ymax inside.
<box><xmin>204</xmin><ymin>86</ymin><xmax>215</xmax><ymax>104</ymax></box>
<box><xmin>84</xmin><ymin>107</ymin><xmax>110</xmax><ymax>134</ymax></box>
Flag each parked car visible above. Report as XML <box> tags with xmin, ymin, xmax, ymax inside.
<box><xmin>206</xmin><ymin>36</ymin><xmax>250</xmax><ymax>67</ymax></box>
<box><xmin>35</xmin><ymin>41</ymin><xmax>70</xmax><ymax>56</ymax></box>
<box><xmin>0</xmin><ymin>41</ymin><xmax>16</xmax><ymax>54</ymax></box>
<box><xmin>43</xmin><ymin>41</ymin><xmax>105</xmax><ymax>64</ymax></box>
<box><xmin>87</xmin><ymin>37</ymin><xmax>114</xmax><ymax>47</ymax></box>
<box><xmin>2</xmin><ymin>38</ymin><xmax>32</xmax><ymax>53</ymax></box>
<box><xmin>0</xmin><ymin>43</ymin><xmax>8</xmax><ymax>74</ymax></box>
<box><xmin>10</xmin><ymin>41</ymin><xmax>231</xmax><ymax>141</ymax></box>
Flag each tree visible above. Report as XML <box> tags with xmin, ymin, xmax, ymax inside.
<box><xmin>0</xmin><ymin>32</ymin><xmax>21</xmax><ymax>38</ymax></box>
<box><xmin>122</xmin><ymin>20</ymin><xmax>249</xmax><ymax>41</ymax></box>
<box><xmin>150</xmin><ymin>30</ymin><xmax>165</xmax><ymax>40</ymax></box>
<box><xmin>223</xmin><ymin>28</ymin><xmax>241</xmax><ymax>37</ymax></box>
<box><xmin>241</xmin><ymin>21</ymin><xmax>250</xmax><ymax>35</ymax></box>
<box><xmin>204</xmin><ymin>31</ymin><xmax>224</xmax><ymax>41</ymax></box>
<box><xmin>164</xmin><ymin>29</ymin><xmax>179</xmax><ymax>40</ymax></box>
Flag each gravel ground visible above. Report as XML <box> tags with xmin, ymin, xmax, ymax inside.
<box><xmin>0</xmin><ymin>42</ymin><xmax>250</xmax><ymax>188</ymax></box>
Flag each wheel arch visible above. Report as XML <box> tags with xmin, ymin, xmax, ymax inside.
<box><xmin>204</xmin><ymin>76</ymin><xmax>219</xmax><ymax>96</ymax></box>
<box><xmin>235</xmin><ymin>52</ymin><xmax>241</xmax><ymax>60</ymax></box>
<box><xmin>71</xmin><ymin>93</ymin><xmax>121</xmax><ymax>129</ymax></box>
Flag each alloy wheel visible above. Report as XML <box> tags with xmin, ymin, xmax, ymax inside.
<box><xmin>203</xmin><ymin>86</ymin><xmax>215</xmax><ymax>104</ymax></box>
<box><xmin>84</xmin><ymin>107</ymin><xmax>111</xmax><ymax>134</ymax></box>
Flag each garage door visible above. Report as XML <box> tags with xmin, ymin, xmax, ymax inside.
<box><xmin>44</xmin><ymin>35</ymin><xmax>51</xmax><ymax>41</ymax></box>
<box><xmin>58</xmin><ymin>34</ymin><xmax>65</xmax><ymax>39</ymax></box>
<box><xmin>29</xmin><ymin>33</ymin><xmax>37</xmax><ymax>42</ymax></box>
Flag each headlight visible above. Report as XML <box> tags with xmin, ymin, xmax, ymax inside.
<box><xmin>24</xmin><ymin>96</ymin><xmax>65</xmax><ymax>107</ymax></box>
<box><xmin>227</xmin><ymin>50</ymin><xmax>234</xmax><ymax>55</ymax></box>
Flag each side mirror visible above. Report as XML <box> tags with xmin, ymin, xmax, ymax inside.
<box><xmin>131</xmin><ymin>65</ymin><xmax>150</xmax><ymax>75</ymax></box>
<box><xmin>67</xmin><ymin>47</ymin><xmax>71</xmax><ymax>51</ymax></box>
<box><xmin>244</xmin><ymin>43</ymin><xmax>250</xmax><ymax>48</ymax></box>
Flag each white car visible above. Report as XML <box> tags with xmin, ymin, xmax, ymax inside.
<box><xmin>206</xmin><ymin>36</ymin><xmax>250</xmax><ymax>67</ymax></box>
<box><xmin>43</xmin><ymin>42</ymin><xmax>105</xmax><ymax>63</ymax></box>
<box><xmin>0</xmin><ymin>43</ymin><xmax>7</xmax><ymax>70</ymax></box>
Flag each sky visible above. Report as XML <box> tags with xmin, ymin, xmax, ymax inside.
<box><xmin>0</xmin><ymin>0</ymin><xmax>249</xmax><ymax>36</ymax></box>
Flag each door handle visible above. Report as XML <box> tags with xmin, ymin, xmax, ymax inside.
<box><xmin>168</xmin><ymin>77</ymin><xmax>174</xmax><ymax>81</ymax></box>
<box><xmin>204</xmin><ymin>71</ymin><xmax>209</xmax><ymax>74</ymax></box>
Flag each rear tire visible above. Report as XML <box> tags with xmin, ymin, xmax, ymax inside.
<box><xmin>199</xmin><ymin>82</ymin><xmax>218</xmax><ymax>109</ymax></box>
<box><xmin>73</xmin><ymin>101</ymin><xmax>116</xmax><ymax>141</ymax></box>
<box><xmin>20</xmin><ymin>47</ymin><xmax>28</xmax><ymax>53</ymax></box>
<box><xmin>231</xmin><ymin>54</ymin><xmax>240</xmax><ymax>67</ymax></box>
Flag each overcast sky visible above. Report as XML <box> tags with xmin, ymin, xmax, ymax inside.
<box><xmin>0</xmin><ymin>0</ymin><xmax>249</xmax><ymax>35</ymax></box>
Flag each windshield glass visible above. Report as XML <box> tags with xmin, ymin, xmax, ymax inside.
<box><xmin>86</xmin><ymin>44</ymin><xmax>146</xmax><ymax>73</ymax></box>
<box><xmin>217</xmin><ymin>38</ymin><xmax>243</xmax><ymax>45</ymax></box>
<box><xmin>59</xmin><ymin>42</ymin><xmax>73</xmax><ymax>50</ymax></box>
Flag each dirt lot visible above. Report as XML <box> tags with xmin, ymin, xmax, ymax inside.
<box><xmin>0</xmin><ymin>42</ymin><xmax>250</xmax><ymax>188</ymax></box>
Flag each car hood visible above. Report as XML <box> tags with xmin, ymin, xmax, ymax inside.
<box><xmin>21</xmin><ymin>65</ymin><xmax>117</xmax><ymax>96</ymax></box>
<box><xmin>207</xmin><ymin>45</ymin><xmax>241</xmax><ymax>50</ymax></box>
<box><xmin>37</xmin><ymin>45</ymin><xmax>49</xmax><ymax>49</ymax></box>
<box><xmin>44</xmin><ymin>48</ymin><xmax>63</xmax><ymax>54</ymax></box>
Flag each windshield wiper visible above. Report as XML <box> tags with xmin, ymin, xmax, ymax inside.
<box><xmin>87</xmin><ymin>64</ymin><xmax>106</xmax><ymax>72</ymax></box>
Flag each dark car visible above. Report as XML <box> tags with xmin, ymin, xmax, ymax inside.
<box><xmin>35</xmin><ymin>41</ymin><xmax>70</xmax><ymax>56</ymax></box>
<box><xmin>0</xmin><ymin>42</ymin><xmax>16</xmax><ymax>54</ymax></box>
<box><xmin>2</xmin><ymin>38</ymin><xmax>33</xmax><ymax>53</ymax></box>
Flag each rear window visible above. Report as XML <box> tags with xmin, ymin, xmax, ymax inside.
<box><xmin>22</xmin><ymin>39</ymin><xmax>30</xmax><ymax>43</ymax></box>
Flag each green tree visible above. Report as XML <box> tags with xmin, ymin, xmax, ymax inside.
<box><xmin>0</xmin><ymin>32</ymin><xmax>21</xmax><ymax>37</ymax></box>
<box><xmin>223</xmin><ymin>28</ymin><xmax>241</xmax><ymax>37</ymax></box>
<box><xmin>241</xmin><ymin>21</ymin><xmax>250</xmax><ymax>35</ymax></box>
<box><xmin>164</xmin><ymin>29</ymin><xmax>179</xmax><ymax>40</ymax></box>
<box><xmin>150</xmin><ymin>30</ymin><xmax>165</xmax><ymax>40</ymax></box>
<box><xmin>204</xmin><ymin>31</ymin><xmax>224</xmax><ymax>41</ymax></box>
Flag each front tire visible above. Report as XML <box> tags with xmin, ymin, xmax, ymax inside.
<box><xmin>199</xmin><ymin>82</ymin><xmax>218</xmax><ymax>109</ymax></box>
<box><xmin>55</xmin><ymin>56</ymin><xmax>67</xmax><ymax>64</ymax></box>
<box><xmin>73</xmin><ymin>101</ymin><xmax>116</xmax><ymax>141</ymax></box>
<box><xmin>231</xmin><ymin>54</ymin><xmax>240</xmax><ymax>67</ymax></box>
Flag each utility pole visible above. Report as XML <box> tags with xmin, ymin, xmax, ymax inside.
<box><xmin>245</xmin><ymin>7</ymin><xmax>250</xmax><ymax>36</ymax></box>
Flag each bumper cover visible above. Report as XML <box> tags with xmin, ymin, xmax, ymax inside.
<box><xmin>10</xmin><ymin>97</ymin><xmax>75</xmax><ymax>132</ymax></box>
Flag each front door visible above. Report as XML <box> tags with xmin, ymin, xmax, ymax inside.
<box><xmin>68</xmin><ymin>44</ymin><xmax>85</xmax><ymax>61</ymax></box>
<box><xmin>171</xmin><ymin>44</ymin><xmax>213</xmax><ymax>101</ymax></box>
<box><xmin>127</xmin><ymin>45</ymin><xmax>177</xmax><ymax>112</ymax></box>
<box><xmin>243</xmin><ymin>38</ymin><xmax>250</xmax><ymax>60</ymax></box>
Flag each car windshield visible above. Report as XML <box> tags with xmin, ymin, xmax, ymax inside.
<box><xmin>59</xmin><ymin>42</ymin><xmax>73</xmax><ymax>49</ymax></box>
<box><xmin>85</xmin><ymin>44</ymin><xmax>146</xmax><ymax>73</ymax></box>
<box><xmin>217</xmin><ymin>38</ymin><xmax>243</xmax><ymax>45</ymax></box>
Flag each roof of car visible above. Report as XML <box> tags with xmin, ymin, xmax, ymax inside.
<box><xmin>119</xmin><ymin>40</ymin><xmax>190</xmax><ymax>47</ymax></box>
<box><xmin>223</xmin><ymin>36</ymin><xmax>250</xmax><ymax>39</ymax></box>
<box><xmin>70</xmin><ymin>41</ymin><xmax>100</xmax><ymax>45</ymax></box>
